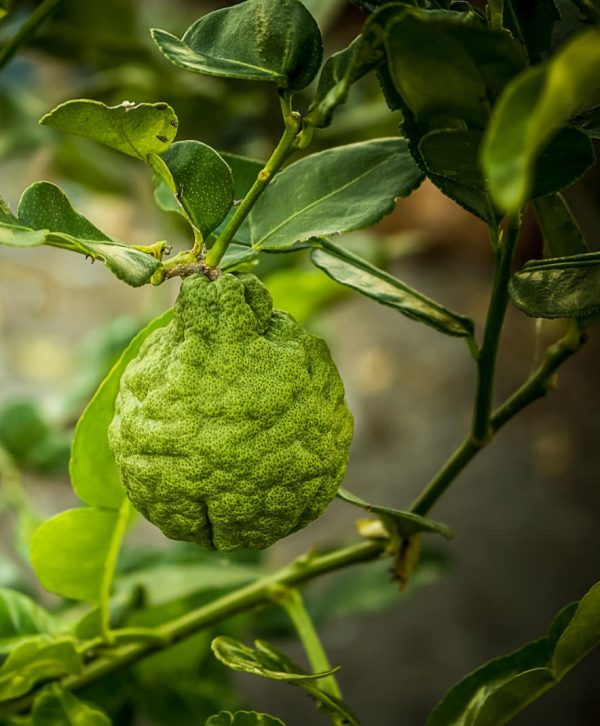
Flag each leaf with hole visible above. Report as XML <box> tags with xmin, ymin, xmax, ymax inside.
<box><xmin>249</xmin><ymin>138</ymin><xmax>423</xmax><ymax>250</ymax></box>
<box><xmin>482</xmin><ymin>29</ymin><xmax>600</xmax><ymax>213</ymax></box>
<box><xmin>40</xmin><ymin>99</ymin><xmax>178</xmax><ymax>161</ymax></box>
<box><xmin>70</xmin><ymin>309</ymin><xmax>173</xmax><ymax>509</ymax></box>
<box><xmin>311</xmin><ymin>239</ymin><xmax>474</xmax><ymax>337</ymax></box>
<box><xmin>151</xmin><ymin>0</ymin><xmax>322</xmax><ymax>91</ymax></box>
<box><xmin>510</xmin><ymin>252</ymin><xmax>600</xmax><ymax>319</ymax></box>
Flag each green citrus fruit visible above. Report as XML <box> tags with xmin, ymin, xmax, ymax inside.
<box><xmin>108</xmin><ymin>272</ymin><xmax>353</xmax><ymax>550</ymax></box>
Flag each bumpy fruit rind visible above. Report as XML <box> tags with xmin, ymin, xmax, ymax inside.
<box><xmin>108</xmin><ymin>272</ymin><xmax>353</xmax><ymax>550</ymax></box>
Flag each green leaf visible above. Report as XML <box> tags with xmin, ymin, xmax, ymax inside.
<box><xmin>212</xmin><ymin>637</ymin><xmax>338</xmax><ymax>682</ymax></box>
<box><xmin>0</xmin><ymin>589</ymin><xmax>56</xmax><ymax>653</ymax></box>
<box><xmin>551</xmin><ymin>581</ymin><xmax>600</xmax><ymax>678</ymax></box>
<box><xmin>212</xmin><ymin>637</ymin><xmax>358</xmax><ymax>725</ymax></box>
<box><xmin>220</xmin><ymin>153</ymin><xmax>264</xmax><ymax>199</ymax></box>
<box><xmin>383</xmin><ymin>9</ymin><xmax>525</xmax><ymax>128</ymax></box>
<box><xmin>151</xmin><ymin>0</ymin><xmax>323</xmax><ymax>91</ymax></box>
<box><xmin>0</xmin><ymin>193</ymin><xmax>15</xmax><ymax>223</ymax></box>
<box><xmin>311</xmin><ymin>239</ymin><xmax>474</xmax><ymax>337</ymax></box>
<box><xmin>249</xmin><ymin>138</ymin><xmax>423</xmax><ymax>250</ymax></box>
<box><xmin>482</xmin><ymin>29</ymin><xmax>600</xmax><ymax>213</ymax></box>
<box><xmin>509</xmin><ymin>252</ymin><xmax>600</xmax><ymax>319</ymax></box>
<box><xmin>265</xmin><ymin>267</ymin><xmax>342</xmax><ymax>324</ymax></box>
<box><xmin>573</xmin><ymin>104</ymin><xmax>600</xmax><ymax>139</ymax></box>
<box><xmin>533</xmin><ymin>194</ymin><xmax>588</xmax><ymax>257</ymax></box>
<box><xmin>70</xmin><ymin>309</ymin><xmax>173</xmax><ymax>509</ymax></box>
<box><xmin>205</xmin><ymin>711</ymin><xmax>285</xmax><ymax>726</ymax></box>
<box><xmin>337</xmin><ymin>488</ymin><xmax>453</xmax><ymax>540</ymax></box>
<box><xmin>157</xmin><ymin>141</ymin><xmax>233</xmax><ymax>238</ymax></box>
<box><xmin>30</xmin><ymin>508</ymin><xmax>119</xmax><ymax>602</ymax></box>
<box><xmin>0</xmin><ymin>637</ymin><xmax>81</xmax><ymax>701</ymax></box>
<box><xmin>31</xmin><ymin>683</ymin><xmax>111</xmax><ymax>726</ymax></box>
<box><xmin>419</xmin><ymin>127</ymin><xmax>594</xmax><ymax>212</ymax></box>
<box><xmin>11</xmin><ymin>182</ymin><xmax>160</xmax><ymax>287</ymax></box>
<box><xmin>306</xmin><ymin>3</ymin><xmax>402</xmax><ymax>130</ymax></box>
<box><xmin>427</xmin><ymin>581</ymin><xmax>600</xmax><ymax>725</ymax></box>
<box><xmin>116</xmin><ymin>552</ymin><xmax>264</xmax><ymax>610</ymax></box>
<box><xmin>40</xmin><ymin>100</ymin><xmax>178</xmax><ymax>162</ymax></box>
<box><xmin>0</xmin><ymin>222</ymin><xmax>51</xmax><ymax>247</ymax></box>
<box><xmin>18</xmin><ymin>182</ymin><xmax>109</xmax><ymax>243</ymax></box>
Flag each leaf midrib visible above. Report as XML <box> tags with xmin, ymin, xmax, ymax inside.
<box><xmin>252</xmin><ymin>154</ymin><xmax>396</xmax><ymax>247</ymax></box>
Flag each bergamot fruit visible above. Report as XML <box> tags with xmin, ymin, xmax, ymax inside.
<box><xmin>108</xmin><ymin>272</ymin><xmax>353</xmax><ymax>550</ymax></box>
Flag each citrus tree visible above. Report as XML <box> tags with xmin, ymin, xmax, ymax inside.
<box><xmin>1</xmin><ymin>0</ymin><xmax>600</xmax><ymax>724</ymax></box>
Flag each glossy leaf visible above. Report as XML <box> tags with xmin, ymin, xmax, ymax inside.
<box><xmin>482</xmin><ymin>29</ymin><xmax>600</xmax><ymax>213</ymax></box>
<box><xmin>509</xmin><ymin>252</ymin><xmax>600</xmax><ymax>319</ymax></box>
<box><xmin>0</xmin><ymin>589</ymin><xmax>55</xmax><ymax>653</ymax></box>
<box><xmin>11</xmin><ymin>182</ymin><xmax>160</xmax><ymax>287</ymax></box>
<box><xmin>551</xmin><ymin>581</ymin><xmax>600</xmax><ymax>678</ymax></box>
<box><xmin>419</xmin><ymin>127</ymin><xmax>594</xmax><ymax>210</ymax></box>
<box><xmin>158</xmin><ymin>141</ymin><xmax>234</xmax><ymax>237</ymax></box>
<box><xmin>205</xmin><ymin>711</ymin><xmax>285</xmax><ymax>726</ymax></box>
<box><xmin>0</xmin><ymin>637</ymin><xmax>81</xmax><ymax>701</ymax></box>
<box><xmin>40</xmin><ymin>99</ymin><xmax>178</xmax><ymax>161</ymax></box>
<box><xmin>533</xmin><ymin>194</ymin><xmax>588</xmax><ymax>257</ymax></box>
<box><xmin>151</xmin><ymin>0</ymin><xmax>322</xmax><ymax>91</ymax></box>
<box><xmin>249</xmin><ymin>138</ymin><xmax>423</xmax><ymax>250</ymax></box>
<box><xmin>70</xmin><ymin>309</ymin><xmax>173</xmax><ymax>509</ymax></box>
<box><xmin>31</xmin><ymin>684</ymin><xmax>111</xmax><ymax>725</ymax></box>
<box><xmin>30</xmin><ymin>508</ymin><xmax>119</xmax><ymax>602</ymax></box>
<box><xmin>428</xmin><ymin>582</ymin><xmax>600</xmax><ymax>725</ymax></box>
<box><xmin>18</xmin><ymin>182</ymin><xmax>110</xmax><ymax>242</ymax></box>
<box><xmin>212</xmin><ymin>637</ymin><xmax>338</xmax><ymax>682</ymax></box>
<box><xmin>337</xmin><ymin>488</ymin><xmax>453</xmax><ymax>540</ymax></box>
<box><xmin>311</xmin><ymin>239</ymin><xmax>474</xmax><ymax>337</ymax></box>
<box><xmin>384</xmin><ymin>9</ymin><xmax>525</xmax><ymax>127</ymax></box>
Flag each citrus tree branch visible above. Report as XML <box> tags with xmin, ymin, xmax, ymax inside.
<box><xmin>204</xmin><ymin>110</ymin><xmax>302</xmax><ymax>268</ymax></box>
<box><xmin>410</xmin><ymin>321</ymin><xmax>587</xmax><ymax>516</ymax></box>
<box><xmin>0</xmin><ymin>540</ymin><xmax>383</xmax><ymax>718</ymax></box>
<box><xmin>472</xmin><ymin>217</ymin><xmax>520</xmax><ymax>444</ymax></box>
<box><xmin>0</xmin><ymin>318</ymin><xmax>588</xmax><ymax>717</ymax></box>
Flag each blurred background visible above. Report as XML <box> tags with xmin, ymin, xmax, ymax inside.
<box><xmin>1</xmin><ymin>1</ymin><xmax>599</xmax><ymax>724</ymax></box>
